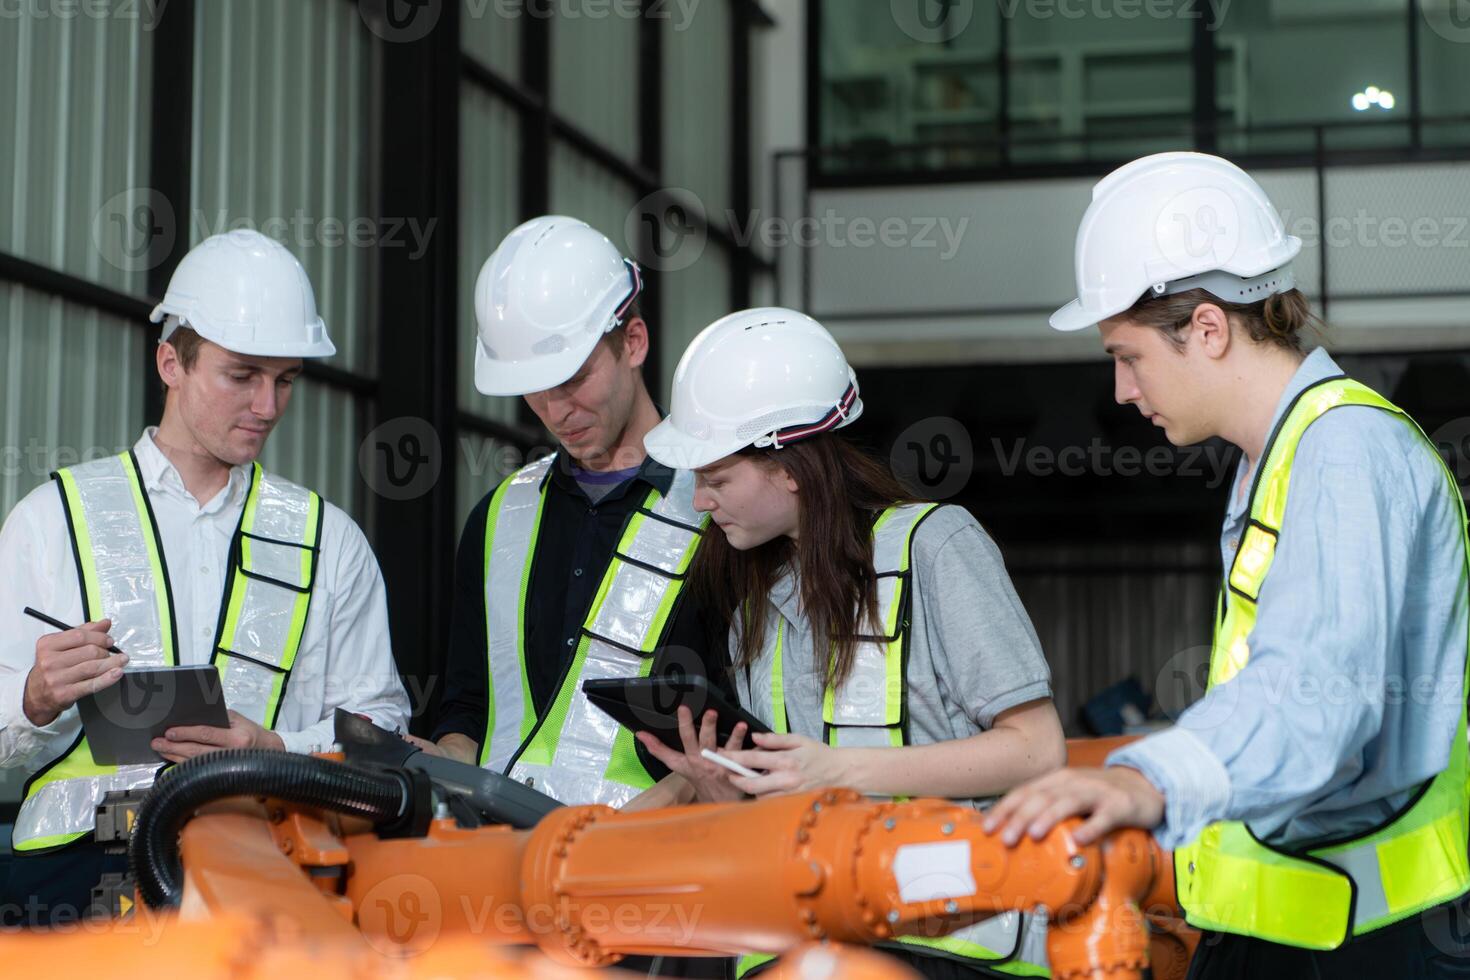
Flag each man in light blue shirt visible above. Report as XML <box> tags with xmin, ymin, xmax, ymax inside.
<box><xmin>987</xmin><ymin>152</ymin><xmax>1469</xmax><ymax>978</ymax></box>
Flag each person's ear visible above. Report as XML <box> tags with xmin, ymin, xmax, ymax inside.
<box><xmin>621</xmin><ymin>317</ymin><xmax>650</xmax><ymax>370</ymax></box>
<box><xmin>1190</xmin><ymin>302</ymin><xmax>1233</xmax><ymax>360</ymax></box>
<box><xmin>157</xmin><ymin>341</ymin><xmax>183</xmax><ymax>390</ymax></box>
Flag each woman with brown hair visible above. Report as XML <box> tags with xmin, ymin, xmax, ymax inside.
<box><xmin>637</xmin><ymin>307</ymin><xmax>1066</xmax><ymax>979</ymax></box>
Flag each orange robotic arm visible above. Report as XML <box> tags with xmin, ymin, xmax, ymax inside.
<box><xmin>174</xmin><ymin>783</ymin><xmax>1167</xmax><ymax>978</ymax></box>
<box><xmin>8</xmin><ymin>742</ymin><xmax>1193</xmax><ymax>980</ymax></box>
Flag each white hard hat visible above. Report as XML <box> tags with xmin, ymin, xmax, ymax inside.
<box><xmin>644</xmin><ymin>307</ymin><xmax>862</xmax><ymax>471</ymax></box>
<box><xmin>1050</xmin><ymin>151</ymin><xmax>1302</xmax><ymax>332</ymax></box>
<box><xmin>473</xmin><ymin>215</ymin><xmax>643</xmax><ymax>396</ymax></box>
<box><xmin>150</xmin><ymin>229</ymin><xmax>335</xmax><ymax>357</ymax></box>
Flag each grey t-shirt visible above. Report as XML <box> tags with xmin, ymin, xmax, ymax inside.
<box><xmin>733</xmin><ymin>504</ymin><xmax>1052</xmax><ymax>762</ymax></box>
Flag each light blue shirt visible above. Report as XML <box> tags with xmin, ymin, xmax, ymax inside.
<box><xmin>1109</xmin><ymin>348</ymin><xmax>1469</xmax><ymax>851</ymax></box>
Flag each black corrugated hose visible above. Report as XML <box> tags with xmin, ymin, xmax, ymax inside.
<box><xmin>128</xmin><ymin>748</ymin><xmax>410</xmax><ymax>909</ymax></box>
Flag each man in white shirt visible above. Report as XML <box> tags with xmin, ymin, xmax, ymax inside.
<box><xmin>0</xmin><ymin>229</ymin><xmax>409</xmax><ymax>925</ymax></box>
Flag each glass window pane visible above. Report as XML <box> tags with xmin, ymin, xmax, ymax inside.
<box><xmin>1215</xmin><ymin>1</ymin><xmax>1411</xmax><ymax>157</ymax></box>
<box><xmin>0</xmin><ymin>4</ymin><xmax>152</xmax><ymax>296</ymax></box>
<box><xmin>552</xmin><ymin>6</ymin><xmax>640</xmax><ymax>162</ymax></box>
<box><xmin>460</xmin><ymin>85</ymin><xmax>523</xmax><ymax>422</ymax></box>
<box><xmin>462</xmin><ymin>0</ymin><xmax>521</xmax><ymax>78</ymax></box>
<box><xmin>550</xmin><ymin>140</ymin><xmax>640</xmax><ymax>247</ymax></box>
<box><xmin>1007</xmin><ymin>5</ymin><xmax>1191</xmax><ymax>167</ymax></box>
<box><xmin>1420</xmin><ymin>4</ymin><xmax>1470</xmax><ymax>149</ymax></box>
<box><xmin>657</xmin><ymin>245</ymin><xmax>730</xmax><ymax>401</ymax></box>
<box><xmin>817</xmin><ymin>0</ymin><xmax>1000</xmax><ymax>174</ymax></box>
<box><xmin>0</xmin><ymin>285</ymin><xmax>143</xmax><ymax>518</ymax></box>
<box><xmin>665</xmin><ymin>0</ymin><xmax>732</xmax><ymax>213</ymax></box>
<box><xmin>191</xmin><ymin>0</ymin><xmax>377</xmax><ymax>378</ymax></box>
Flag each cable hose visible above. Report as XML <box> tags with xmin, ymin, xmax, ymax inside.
<box><xmin>128</xmin><ymin>749</ymin><xmax>408</xmax><ymax>909</ymax></box>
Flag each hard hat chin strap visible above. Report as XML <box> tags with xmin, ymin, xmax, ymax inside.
<box><xmin>611</xmin><ymin>259</ymin><xmax>644</xmax><ymax>328</ymax></box>
<box><xmin>752</xmin><ymin>382</ymin><xmax>859</xmax><ymax>452</ymax></box>
<box><xmin>1145</xmin><ymin>264</ymin><xmax>1296</xmax><ymax>306</ymax></box>
<box><xmin>158</xmin><ymin>314</ymin><xmax>186</xmax><ymax>344</ymax></box>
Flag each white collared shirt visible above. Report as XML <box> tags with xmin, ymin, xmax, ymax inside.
<box><xmin>0</xmin><ymin>428</ymin><xmax>409</xmax><ymax>766</ymax></box>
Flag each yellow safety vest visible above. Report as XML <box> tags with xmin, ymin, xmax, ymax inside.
<box><xmin>738</xmin><ymin>503</ymin><xmax>1050</xmax><ymax>978</ymax></box>
<box><xmin>14</xmin><ymin>453</ymin><xmax>322</xmax><ymax>852</ymax></box>
<box><xmin>478</xmin><ymin>455</ymin><xmax>706</xmax><ymax>806</ymax></box>
<box><xmin>1175</xmin><ymin>376</ymin><xmax>1470</xmax><ymax>949</ymax></box>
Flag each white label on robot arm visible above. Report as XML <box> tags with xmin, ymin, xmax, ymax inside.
<box><xmin>891</xmin><ymin>841</ymin><xmax>977</xmax><ymax>903</ymax></box>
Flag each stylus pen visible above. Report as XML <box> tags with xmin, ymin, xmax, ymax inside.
<box><xmin>24</xmin><ymin>607</ymin><xmax>125</xmax><ymax>655</ymax></box>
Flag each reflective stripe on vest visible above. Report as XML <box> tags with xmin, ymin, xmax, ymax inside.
<box><xmin>737</xmin><ymin>504</ymin><xmax>1049</xmax><ymax>978</ymax></box>
<box><xmin>1175</xmin><ymin>377</ymin><xmax>1470</xmax><ymax>950</ymax></box>
<box><xmin>480</xmin><ymin>458</ymin><xmax>706</xmax><ymax>806</ymax></box>
<box><xmin>478</xmin><ymin>456</ymin><xmax>554</xmax><ymax>775</ymax></box>
<box><xmin>14</xmin><ymin>455</ymin><xmax>321</xmax><ymax>852</ymax></box>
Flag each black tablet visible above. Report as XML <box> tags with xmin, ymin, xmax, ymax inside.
<box><xmin>77</xmin><ymin>665</ymin><xmax>229</xmax><ymax>766</ymax></box>
<box><xmin>582</xmin><ymin>674</ymin><xmax>771</xmax><ymax>751</ymax></box>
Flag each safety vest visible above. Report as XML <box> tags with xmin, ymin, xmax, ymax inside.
<box><xmin>1175</xmin><ymin>376</ymin><xmax>1470</xmax><ymax>950</ymax></box>
<box><xmin>13</xmin><ymin>452</ymin><xmax>322</xmax><ymax>852</ymax></box>
<box><xmin>478</xmin><ymin>455</ymin><xmax>706</xmax><ymax>807</ymax></box>
<box><xmin>736</xmin><ymin>503</ymin><xmax>1050</xmax><ymax>978</ymax></box>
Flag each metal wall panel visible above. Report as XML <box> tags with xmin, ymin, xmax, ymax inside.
<box><xmin>458</xmin><ymin>85</ymin><xmax>522</xmax><ymax>420</ymax></box>
<box><xmin>191</xmin><ymin>0</ymin><xmax>374</xmax><ymax>377</ymax></box>
<box><xmin>657</xmin><ymin>247</ymin><xmax>732</xmax><ymax>401</ymax></box>
<box><xmin>663</xmin><ymin>0</ymin><xmax>731</xmax><ymax>220</ymax></box>
<box><xmin>551</xmin><ymin>7</ymin><xmax>640</xmax><ymax>162</ymax></box>
<box><xmin>550</xmin><ymin>140</ymin><xmax>640</xmax><ymax>246</ymax></box>
<box><xmin>191</xmin><ymin>0</ymin><xmax>375</xmax><ymax>527</ymax></box>
<box><xmin>0</xmin><ymin>3</ymin><xmax>152</xmax><ymax>295</ymax></box>
<box><xmin>0</xmin><ymin>285</ymin><xmax>143</xmax><ymax>518</ymax></box>
<box><xmin>461</xmin><ymin>0</ymin><xmax>522</xmax><ymax>78</ymax></box>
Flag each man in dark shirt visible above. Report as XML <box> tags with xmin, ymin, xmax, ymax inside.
<box><xmin>433</xmin><ymin>451</ymin><xmax>724</xmax><ymax>782</ymax></box>
<box><xmin>417</xmin><ymin>215</ymin><xmax>728</xmax><ymax>810</ymax></box>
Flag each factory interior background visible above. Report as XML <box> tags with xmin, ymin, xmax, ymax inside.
<box><xmin>1</xmin><ymin>0</ymin><xmax>1468</xmax><ymax>827</ymax></box>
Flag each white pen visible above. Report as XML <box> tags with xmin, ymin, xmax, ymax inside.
<box><xmin>700</xmin><ymin>748</ymin><xmax>762</xmax><ymax>779</ymax></box>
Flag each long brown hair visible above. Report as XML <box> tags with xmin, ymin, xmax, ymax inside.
<box><xmin>690</xmin><ymin>433</ymin><xmax>914</xmax><ymax>690</ymax></box>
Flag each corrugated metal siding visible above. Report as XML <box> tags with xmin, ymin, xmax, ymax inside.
<box><xmin>191</xmin><ymin>0</ymin><xmax>373</xmax><ymax>376</ymax></box>
<box><xmin>0</xmin><ymin>3</ymin><xmax>152</xmax><ymax>296</ymax></box>
<box><xmin>458</xmin><ymin>85</ymin><xmax>522</xmax><ymax>420</ymax></box>
<box><xmin>658</xmin><ymin>248</ymin><xmax>731</xmax><ymax>399</ymax></box>
<box><xmin>550</xmin><ymin>141</ymin><xmax>639</xmax><ymax>246</ymax></box>
<box><xmin>0</xmin><ymin>285</ymin><xmax>143</xmax><ymax>517</ymax></box>
<box><xmin>663</xmin><ymin>0</ymin><xmax>731</xmax><ymax>219</ymax></box>
<box><xmin>551</xmin><ymin>9</ymin><xmax>640</xmax><ymax>162</ymax></box>
<box><xmin>191</xmin><ymin>0</ymin><xmax>375</xmax><ymax>527</ymax></box>
<box><xmin>1002</xmin><ymin>539</ymin><xmax>1220</xmax><ymax>734</ymax></box>
<box><xmin>0</xmin><ymin>6</ymin><xmax>151</xmax><ymax>518</ymax></box>
<box><xmin>461</xmin><ymin>0</ymin><xmax>521</xmax><ymax>78</ymax></box>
